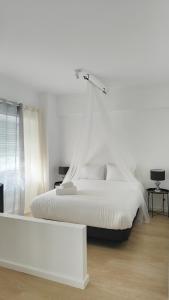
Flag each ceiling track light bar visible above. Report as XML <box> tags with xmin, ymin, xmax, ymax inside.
<box><xmin>75</xmin><ymin>69</ymin><xmax>108</xmax><ymax>95</ymax></box>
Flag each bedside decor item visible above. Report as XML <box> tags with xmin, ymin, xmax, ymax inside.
<box><xmin>54</xmin><ymin>181</ymin><xmax>63</xmax><ymax>188</ymax></box>
<box><xmin>0</xmin><ymin>183</ymin><xmax>4</xmax><ymax>213</ymax></box>
<box><xmin>54</xmin><ymin>166</ymin><xmax>69</xmax><ymax>188</ymax></box>
<box><xmin>59</xmin><ymin>166</ymin><xmax>69</xmax><ymax>181</ymax></box>
<box><xmin>147</xmin><ymin>188</ymin><xmax>169</xmax><ymax>217</ymax></box>
<box><xmin>59</xmin><ymin>166</ymin><xmax>69</xmax><ymax>178</ymax></box>
<box><xmin>54</xmin><ymin>166</ymin><xmax>69</xmax><ymax>189</ymax></box>
<box><xmin>150</xmin><ymin>169</ymin><xmax>165</xmax><ymax>192</ymax></box>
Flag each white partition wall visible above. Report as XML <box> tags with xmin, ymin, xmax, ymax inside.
<box><xmin>0</xmin><ymin>214</ymin><xmax>89</xmax><ymax>289</ymax></box>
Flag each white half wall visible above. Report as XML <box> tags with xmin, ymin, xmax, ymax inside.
<box><xmin>0</xmin><ymin>214</ymin><xmax>89</xmax><ymax>289</ymax></box>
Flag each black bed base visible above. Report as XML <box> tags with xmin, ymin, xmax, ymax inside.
<box><xmin>87</xmin><ymin>226</ymin><xmax>132</xmax><ymax>242</ymax></box>
<box><xmin>87</xmin><ymin>210</ymin><xmax>138</xmax><ymax>243</ymax></box>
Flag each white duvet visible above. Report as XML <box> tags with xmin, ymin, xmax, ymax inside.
<box><xmin>31</xmin><ymin>180</ymin><xmax>148</xmax><ymax>230</ymax></box>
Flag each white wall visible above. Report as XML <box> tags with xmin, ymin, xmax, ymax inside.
<box><xmin>0</xmin><ymin>73</ymin><xmax>40</xmax><ymax>107</ymax></box>
<box><xmin>56</xmin><ymin>84</ymin><xmax>169</xmax><ymax>194</ymax></box>
<box><xmin>1</xmin><ymin>71</ymin><xmax>169</xmax><ymax>211</ymax></box>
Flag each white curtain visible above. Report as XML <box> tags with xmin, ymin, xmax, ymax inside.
<box><xmin>23</xmin><ymin>107</ymin><xmax>47</xmax><ymax>213</ymax></box>
<box><xmin>0</xmin><ymin>101</ymin><xmax>25</xmax><ymax>214</ymax></box>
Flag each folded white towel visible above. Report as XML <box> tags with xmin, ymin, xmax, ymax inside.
<box><xmin>61</xmin><ymin>181</ymin><xmax>74</xmax><ymax>189</ymax></box>
<box><xmin>56</xmin><ymin>187</ymin><xmax>77</xmax><ymax>195</ymax></box>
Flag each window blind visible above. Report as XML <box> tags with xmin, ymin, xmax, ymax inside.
<box><xmin>0</xmin><ymin>101</ymin><xmax>25</xmax><ymax>213</ymax></box>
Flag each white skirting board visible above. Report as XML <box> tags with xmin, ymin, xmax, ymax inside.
<box><xmin>0</xmin><ymin>213</ymin><xmax>89</xmax><ymax>289</ymax></box>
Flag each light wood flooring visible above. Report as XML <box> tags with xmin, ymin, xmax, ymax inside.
<box><xmin>0</xmin><ymin>216</ymin><xmax>168</xmax><ymax>300</ymax></box>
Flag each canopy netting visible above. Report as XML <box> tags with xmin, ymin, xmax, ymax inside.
<box><xmin>64</xmin><ymin>81</ymin><xmax>149</xmax><ymax>223</ymax></box>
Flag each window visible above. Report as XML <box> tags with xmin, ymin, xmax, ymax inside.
<box><xmin>0</xmin><ymin>101</ymin><xmax>47</xmax><ymax>214</ymax></box>
<box><xmin>0</xmin><ymin>102</ymin><xmax>24</xmax><ymax>213</ymax></box>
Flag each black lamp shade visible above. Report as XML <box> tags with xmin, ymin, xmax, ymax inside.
<box><xmin>59</xmin><ymin>166</ymin><xmax>69</xmax><ymax>175</ymax></box>
<box><xmin>150</xmin><ymin>169</ymin><xmax>165</xmax><ymax>181</ymax></box>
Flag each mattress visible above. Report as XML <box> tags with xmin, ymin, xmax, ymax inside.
<box><xmin>31</xmin><ymin>180</ymin><xmax>147</xmax><ymax>230</ymax></box>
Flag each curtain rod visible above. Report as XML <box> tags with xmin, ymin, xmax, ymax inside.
<box><xmin>0</xmin><ymin>99</ymin><xmax>38</xmax><ymax>111</ymax></box>
<box><xmin>0</xmin><ymin>98</ymin><xmax>21</xmax><ymax>107</ymax></box>
<box><xmin>75</xmin><ymin>69</ymin><xmax>108</xmax><ymax>95</ymax></box>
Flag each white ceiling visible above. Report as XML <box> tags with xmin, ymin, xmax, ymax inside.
<box><xmin>0</xmin><ymin>0</ymin><xmax>169</xmax><ymax>94</ymax></box>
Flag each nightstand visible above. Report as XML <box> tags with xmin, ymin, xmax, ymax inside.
<box><xmin>146</xmin><ymin>188</ymin><xmax>169</xmax><ymax>217</ymax></box>
<box><xmin>54</xmin><ymin>181</ymin><xmax>63</xmax><ymax>188</ymax></box>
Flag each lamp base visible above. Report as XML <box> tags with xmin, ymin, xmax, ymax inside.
<box><xmin>154</xmin><ymin>181</ymin><xmax>161</xmax><ymax>192</ymax></box>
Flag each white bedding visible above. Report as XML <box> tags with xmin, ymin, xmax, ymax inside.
<box><xmin>31</xmin><ymin>180</ymin><xmax>147</xmax><ymax>230</ymax></box>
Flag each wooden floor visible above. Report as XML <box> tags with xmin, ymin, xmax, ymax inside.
<box><xmin>0</xmin><ymin>216</ymin><xmax>168</xmax><ymax>300</ymax></box>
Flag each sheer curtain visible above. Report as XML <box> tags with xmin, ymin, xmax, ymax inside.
<box><xmin>0</xmin><ymin>101</ymin><xmax>25</xmax><ymax>214</ymax></box>
<box><xmin>23</xmin><ymin>107</ymin><xmax>47</xmax><ymax>213</ymax></box>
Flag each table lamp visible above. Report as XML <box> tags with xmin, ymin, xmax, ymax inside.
<box><xmin>59</xmin><ymin>166</ymin><xmax>69</xmax><ymax>180</ymax></box>
<box><xmin>150</xmin><ymin>169</ymin><xmax>165</xmax><ymax>192</ymax></box>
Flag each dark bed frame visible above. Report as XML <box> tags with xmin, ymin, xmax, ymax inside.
<box><xmin>87</xmin><ymin>209</ymin><xmax>138</xmax><ymax>242</ymax></box>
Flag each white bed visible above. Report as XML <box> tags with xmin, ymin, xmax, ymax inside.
<box><xmin>31</xmin><ymin>180</ymin><xmax>147</xmax><ymax>230</ymax></box>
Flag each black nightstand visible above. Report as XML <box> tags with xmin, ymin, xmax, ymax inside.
<box><xmin>54</xmin><ymin>181</ymin><xmax>63</xmax><ymax>188</ymax></box>
<box><xmin>146</xmin><ymin>188</ymin><xmax>169</xmax><ymax>217</ymax></box>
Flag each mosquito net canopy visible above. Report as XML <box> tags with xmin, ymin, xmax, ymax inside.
<box><xmin>64</xmin><ymin>77</ymin><xmax>149</xmax><ymax>223</ymax></box>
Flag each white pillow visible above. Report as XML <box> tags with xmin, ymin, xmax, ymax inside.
<box><xmin>106</xmin><ymin>163</ymin><xmax>124</xmax><ymax>181</ymax></box>
<box><xmin>79</xmin><ymin>164</ymin><xmax>105</xmax><ymax>180</ymax></box>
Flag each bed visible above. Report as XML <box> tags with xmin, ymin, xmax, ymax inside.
<box><xmin>31</xmin><ymin>179</ymin><xmax>147</xmax><ymax>242</ymax></box>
